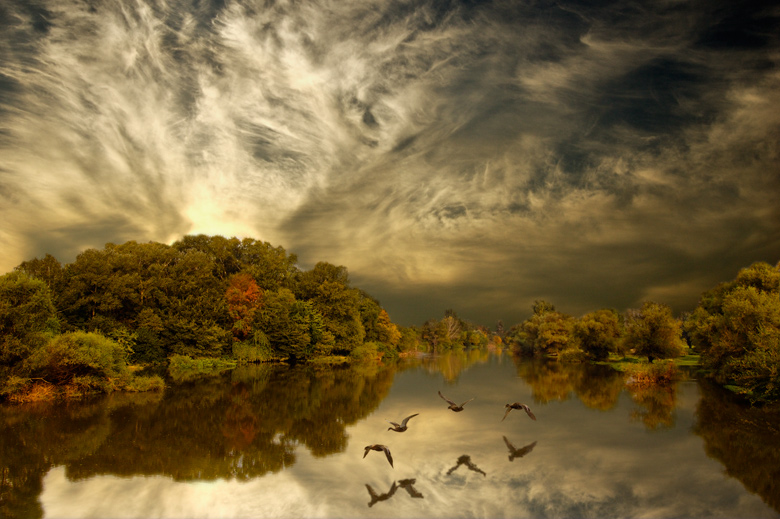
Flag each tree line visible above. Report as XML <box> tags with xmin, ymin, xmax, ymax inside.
<box><xmin>0</xmin><ymin>235</ymin><xmax>494</xmax><ymax>401</ymax></box>
<box><xmin>503</xmin><ymin>261</ymin><xmax>780</xmax><ymax>404</ymax></box>
<box><xmin>2</xmin><ymin>235</ymin><xmax>776</xmax><ymax>403</ymax></box>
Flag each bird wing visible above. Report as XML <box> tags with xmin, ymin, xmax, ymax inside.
<box><xmin>519</xmin><ymin>441</ymin><xmax>537</xmax><ymax>456</ymax></box>
<box><xmin>401</xmin><ymin>413</ymin><xmax>419</xmax><ymax>426</ymax></box>
<box><xmin>382</xmin><ymin>446</ymin><xmax>394</xmax><ymax>468</ymax></box>
<box><xmin>363</xmin><ymin>446</ymin><xmax>371</xmax><ymax>458</ymax></box>
<box><xmin>503</xmin><ymin>435</ymin><xmax>516</xmax><ymax>451</ymax></box>
<box><xmin>501</xmin><ymin>406</ymin><xmax>513</xmax><ymax>421</ymax></box>
<box><xmin>438</xmin><ymin>391</ymin><xmax>456</xmax><ymax>406</ymax></box>
<box><xmin>386</xmin><ymin>420</ymin><xmax>401</xmax><ymax>428</ymax></box>
<box><xmin>460</xmin><ymin>397</ymin><xmax>475</xmax><ymax>407</ymax></box>
<box><xmin>522</xmin><ymin>404</ymin><xmax>537</xmax><ymax>420</ymax></box>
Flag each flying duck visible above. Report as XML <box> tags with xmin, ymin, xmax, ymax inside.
<box><xmin>438</xmin><ymin>391</ymin><xmax>475</xmax><ymax>412</ymax></box>
<box><xmin>502</xmin><ymin>402</ymin><xmax>536</xmax><ymax>421</ymax></box>
<box><xmin>387</xmin><ymin>413</ymin><xmax>419</xmax><ymax>432</ymax></box>
<box><xmin>363</xmin><ymin>444</ymin><xmax>394</xmax><ymax>468</ymax></box>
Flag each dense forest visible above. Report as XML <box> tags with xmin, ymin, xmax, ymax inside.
<box><xmin>0</xmin><ymin>235</ymin><xmax>495</xmax><ymax>402</ymax></box>
<box><xmin>1</xmin><ymin>235</ymin><xmax>778</xmax><ymax>404</ymax></box>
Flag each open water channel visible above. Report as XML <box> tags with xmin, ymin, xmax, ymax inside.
<box><xmin>1</xmin><ymin>350</ymin><xmax>779</xmax><ymax>518</ymax></box>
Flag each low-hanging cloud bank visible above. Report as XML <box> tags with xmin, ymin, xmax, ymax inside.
<box><xmin>1</xmin><ymin>0</ymin><xmax>779</xmax><ymax>326</ymax></box>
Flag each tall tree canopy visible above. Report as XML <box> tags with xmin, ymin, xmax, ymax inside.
<box><xmin>685</xmin><ymin>261</ymin><xmax>780</xmax><ymax>403</ymax></box>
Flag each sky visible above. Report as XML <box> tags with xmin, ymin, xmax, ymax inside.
<box><xmin>1</xmin><ymin>0</ymin><xmax>779</xmax><ymax>327</ymax></box>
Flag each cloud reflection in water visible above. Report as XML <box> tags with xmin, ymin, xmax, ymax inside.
<box><xmin>35</xmin><ymin>355</ymin><xmax>780</xmax><ymax>518</ymax></box>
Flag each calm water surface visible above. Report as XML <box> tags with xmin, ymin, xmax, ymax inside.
<box><xmin>1</xmin><ymin>351</ymin><xmax>779</xmax><ymax>518</ymax></box>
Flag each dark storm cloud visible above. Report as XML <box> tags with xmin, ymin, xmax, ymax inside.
<box><xmin>1</xmin><ymin>0</ymin><xmax>778</xmax><ymax>326</ymax></box>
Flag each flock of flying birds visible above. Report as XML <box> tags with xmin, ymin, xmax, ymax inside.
<box><xmin>362</xmin><ymin>390</ymin><xmax>536</xmax><ymax>468</ymax></box>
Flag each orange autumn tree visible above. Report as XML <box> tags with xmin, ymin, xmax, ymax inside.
<box><xmin>225</xmin><ymin>273</ymin><xmax>263</xmax><ymax>341</ymax></box>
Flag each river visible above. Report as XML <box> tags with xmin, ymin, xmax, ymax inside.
<box><xmin>1</xmin><ymin>350</ymin><xmax>778</xmax><ymax>518</ymax></box>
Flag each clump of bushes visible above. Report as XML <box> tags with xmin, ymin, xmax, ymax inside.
<box><xmin>2</xmin><ymin>331</ymin><xmax>163</xmax><ymax>401</ymax></box>
<box><xmin>558</xmin><ymin>348</ymin><xmax>587</xmax><ymax>363</ymax></box>
<box><xmin>624</xmin><ymin>361</ymin><xmax>678</xmax><ymax>389</ymax></box>
<box><xmin>349</xmin><ymin>342</ymin><xmax>384</xmax><ymax>362</ymax></box>
<box><xmin>718</xmin><ymin>332</ymin><xmax>779</xmax><ymax>403</ymax></box>
<box><xmin>231</xmin><ymin>330</ymin><xmax>275</xmax><ymax>363</ymax></box>
<box><xmin>167</xmin><ymin>354</ymin><xmax>237</xmax><ymax>382</ymax></box>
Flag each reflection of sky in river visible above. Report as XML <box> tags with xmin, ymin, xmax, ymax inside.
<box><xmin>41</xmin><ymin>355</ymin><xmax>777</xmax><ymax>518</ymax></box>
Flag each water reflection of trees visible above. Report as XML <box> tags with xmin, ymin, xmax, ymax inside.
<box><xmin>627</xmin><ymin>383</ymin><xmax>676</xmax><ymax>429</ymax></box>
<box><xmin>693</xmin><ymin>380</ymin><xmax>780</xmax><ymax>514</ymax></box>
<box><xmin>420</xmin><ymin>349</ymin><xmax>492</xmax><ymax>382</ymax></box>
<box><xmin>0</xmin><ymin>362</ymin><xmax>396</xmax><ymax>519</ymax></box>
<box><xmin>513</xmin><ymin>357</ymin><xmax>624</xmax><ymax>410</ymax></box>
<box><xmin>512</xmin><ymin>356</ymin><xmax>683</xmax><ymax>429</ymax></box>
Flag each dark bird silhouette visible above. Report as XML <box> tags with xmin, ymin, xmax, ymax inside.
<box><xmin>365</xmin><ymin>481</ymin><xmax>397</xmax><ymax>507</ymax></box>
<box><xmin>363</xmin><ymin>444</ymin><xmax>394</xmax><ymax>468</ymax></box>
<box><xmin>502</xmin><ymin>402</ymin><xmax>536</xmax><ymax>421</ymax></box>
<box><xmin>438</xmin><ymin>391</ymin><xmax>475</xmax><ymax>412</ymax></box>
<box><xmin>446</xmin><ymin>454</ymin><xmax>486</xmax><ymax>476</ymax></box>
<box><xmin>503</xmin><ymin>436</ymin><xmax>537</xmax><ymax>462</ymax></box>
<box><xmin>398</xmin><ymin>478</ymin><xmax>424</xmax><ymax>499</ymax></box>
<box><xmin>387</xmin><ymin>413</ymin><xmax>419</xmax><ymax>432</ymax></box>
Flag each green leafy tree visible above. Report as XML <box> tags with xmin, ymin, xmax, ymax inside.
<box><xmin>15</xmin><ymin>253</ymin><xmax>64</xmax><ymax>292</ymax></box>
<box><xmin>536</xmin><ymin>312</ymin><xmax>576</xmax><ymax>355</ymax></box>
<box><xmin>295</xmin><ymin>263</ymin><xmax>365</xmax><ymax>354</ymax></box>
<box><xmin>0</xmin><ymin>272</ymin><xmax>59</xmax><ymax>368</ymax></box>
<box><xmin>398</xmin><ymin>326</ymin><xmax>422</xmax><ymax>353</ymax></box>
<box><xmin>508</xmin><ymin>301</ymin><xmax>575</xmax><ymax>356</ymax></box>
<box><xmin>236</xmin><ymin>238</ymin><xmax>298</xmax><ymax>290</ymax></box>
<box><xmin>624</xmin><ymin>302</ymin><xmax>686</xmax><ymax>363</ymax></box>
<box><xmin>27</xmin><ymin>331</ymin><xmax>130</xmax><ymax>386</ymax></box>
<box><xmin>375</xmin><ymin>309</ymin><xmax>401</xmax><ymax>349</ymax></box>
<box><xmin>574</xmin><ymin>309</ymin><xmax>622</xmax><ymax>360</ymax></box>
<box><xmin>357</xmin><ymin>290</ymin><xmax>382</xmax><ymax>343</ymax></box>
<box><xmin>295</xmin><ymin>262</ymin><xmax>350</xmax><ymax>297</ymax></box>
<box><xmin>172</xmin><ymin>234</ymin><xmax>243</xmax><ymax>280</ymax></box>
<box><xmin>255</xmin><ymin>289</ymin><xmax>331</xmax><ymax>361</ymax></box>
<box><xmin>421</xmin><ymin>318</ymin><xmax>447</xmax><ymax>351</ymax></box>
<box><xmin>684</xmin><ymin>261</ymin><xmax>780</xmax><ymax>403</ymax></box>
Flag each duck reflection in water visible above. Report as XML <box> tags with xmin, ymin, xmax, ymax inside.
<box><xmin>363</xmin><ymin>444</ymin><xmax>394</xmax><ymax>467</ymax></box>
<box><xmin>446</xmin><ymin>454</ymin><xmax>486</xmax><ymax>476</ymax></box>
<box><xmin>503</xmin><ymin>436</ymin><xmax>537</xmax><ymax>462</ymax></box>
<box><xmin>387</xmin><ymin>413</ymin><xmax>419</xmax><ymax>432</ymax></box>
<box><xmin>365</xmin><ymin>481</ymin><xmax>398</xmax><ymax>507</ymax></box>
<box><xmin>438</xmin><ymin>391</ymin><xmax>475</xmax><ymax>412</ymax></box>
<box><xmin>365</xmin><ymin>479</ymin><xmax>424</xmax><ymax>507</ymax></box>
<box><xmin>398</xmin><ymin>478</ymin><xmax>424</xmax><ymax>499</ymax></box>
